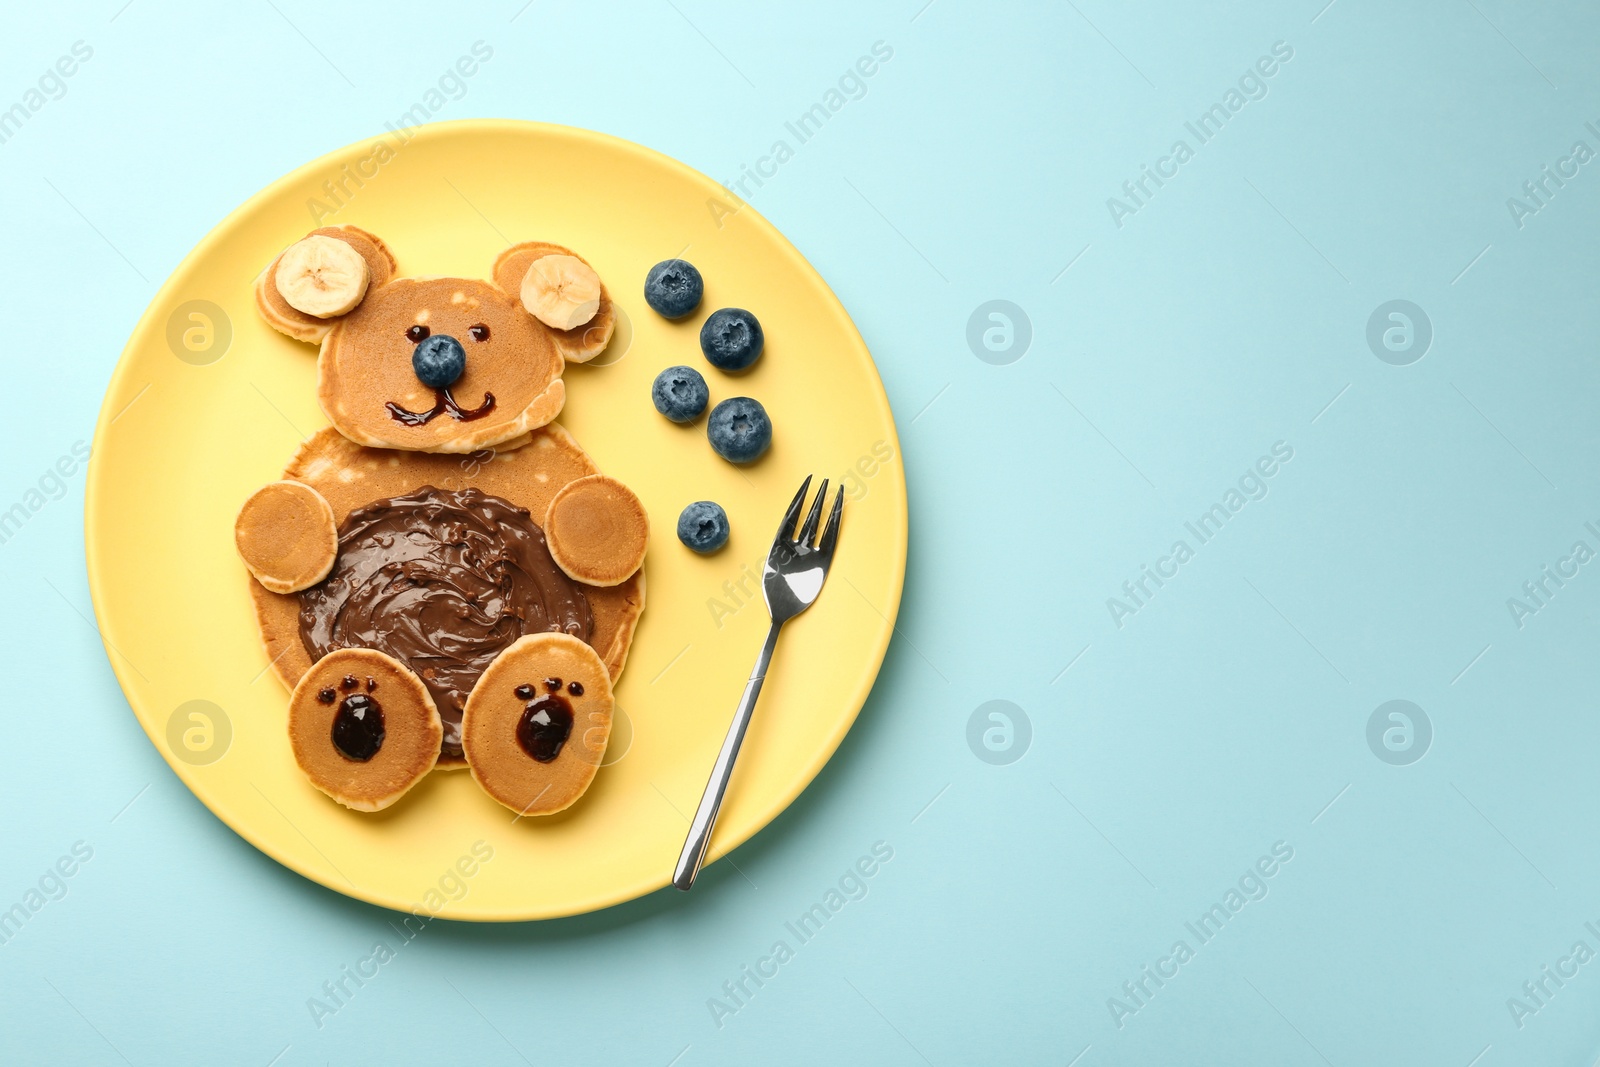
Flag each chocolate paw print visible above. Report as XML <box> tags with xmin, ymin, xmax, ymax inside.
<box><xmin>511</xmin><ymin>677</ymin><xmax>586</xmax><ymax>763</ymax></box>
<box><xmin>316</xmin><ymin>672</ymin><xmax>384</xmax><ymax>762</ymax></box>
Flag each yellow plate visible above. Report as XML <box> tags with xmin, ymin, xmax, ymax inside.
<box><xmin>85</xmin><ymin>120</ymin><xmax>906</xmax><ymax>920</ymax></box>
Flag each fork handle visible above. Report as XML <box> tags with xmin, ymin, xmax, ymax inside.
<box><xmin>672</xmin><ymin>621</ymin><xmax>783</xmax><ymax>890</ymax></box>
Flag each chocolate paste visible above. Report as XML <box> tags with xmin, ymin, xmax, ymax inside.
<box><xmin>299</xmin><ymin>486</ymin><xmax>592</xmax><ymax>758</ymax></box>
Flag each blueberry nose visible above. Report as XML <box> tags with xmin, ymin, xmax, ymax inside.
<box><xmin>412</xmin><ymin>334</ymin><xmax>466</xmax><ymax>389</ymax></box>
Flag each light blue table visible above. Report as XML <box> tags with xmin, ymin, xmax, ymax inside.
<box><xmin>3</xmin><ymin>1</ymin><xmax>1598</xmax><ymax>1063</ymax></box>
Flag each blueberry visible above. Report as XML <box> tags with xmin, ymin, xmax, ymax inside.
<box><xmin>644</xmin><ymin>259</ymin><xmax>704</xmax><ymax>319</ymax></box>
<box><xmin>412</xmin><ymin>333</ymin><xmax>465</xmax><ymax>388</ymax></box>
<box><xmin>700</xmin><ymin>308</ymin><xmax>764</xmax><ymax>371</ymax></box>
<box><xmin>651</xmin><ymin>365</ymin><xmax>710</xmax><ymax>423</ymax></box>
<box><xmin>706</xmin><ymin>396</ymin><xmax>772</xmax><ymax>464</ymax></box>
<box><xmin>677</xmin><ymin>501</ymin><xmax>730</xmax><ymax>554</ymax></box>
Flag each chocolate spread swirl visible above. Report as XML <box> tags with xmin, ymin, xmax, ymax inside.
<box><xmin>299</xmin><ymin>486</ymin><xmax>592</xmax><ymax>758</ymax></box>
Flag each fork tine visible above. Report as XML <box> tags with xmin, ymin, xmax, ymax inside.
<box><xmin>775</xmin><ymin>475</ymin><xmax>813</xmax><ymax>543</ymax></box>
<box><xmin>817</xmin><ymin>486</ymin><xmax>845</xmax><ymax>558</ymax></box>
<box><xmin>797</xmin><ymin>479</ymin><xmax>829</xmax><ymax>545</ymax></box>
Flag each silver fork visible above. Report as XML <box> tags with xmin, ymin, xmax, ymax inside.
<box><xmin>672</xmin><ymin>475</ymin><xmax>845</xmax><ymax>891</ymax></box>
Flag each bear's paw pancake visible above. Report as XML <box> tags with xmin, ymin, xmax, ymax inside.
<box><xmin>234</xmin><ymin>481</ymin><xmax>338</xmax><ymax>594</ymax></box>
<box><xmin>461</xmin><ymin>633</ymin><xmax>614</xmax><ymax>816</ymax></box>
<box><xmin>289</xmin><ymin>649</ymin><xmax>442</xmax><ymax>812</ymax></box>
<box><xmin>275</xmin><ymin>234</ymin><xmax>371</xmax><ymax>318</ymax></box>
<box><xmin>544</xmin><ymin>474</ymin><xmax>649</xmax><ymax>587</ymax></box>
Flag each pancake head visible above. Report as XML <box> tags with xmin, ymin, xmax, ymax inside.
<box><xmin>318</xmin><ymin>276</ymin><xmax>565</xmax><ymax>454</ymax></box>
<box><xmin>254</xmin><ymin>230</ymin><xmax>629</xmax><ymax>453</ymax></box>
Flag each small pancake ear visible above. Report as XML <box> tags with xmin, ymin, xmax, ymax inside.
<box><xmin>492</xmin><ymin>241</ymin><xmax>616</xmax><ymax>363</ymax></box>
<box><xmin>255</xmin><ymin>225</ymin><xmax>396</xmax><ymax>344</ymax></box>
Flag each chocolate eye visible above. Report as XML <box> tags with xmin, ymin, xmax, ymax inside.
<box><xmin>406</xmin><ymin>324</ymin><xmax>430</xmax><ymax>343</ymax></box>
<box><xmin>514</xmin><ymin>683</ymin><xmax>535</xmax><ymax>700</ymax></box>
<box><xmin>469</xmin><ymin>324</ymin><xmax>491</xmax><ymax>342</ymax></box>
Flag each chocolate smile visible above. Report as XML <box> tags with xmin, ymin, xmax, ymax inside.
<box><xmin>385</xmin><ymin>388</ymin><xmax>496</xmax><ymax>426</ymax></box>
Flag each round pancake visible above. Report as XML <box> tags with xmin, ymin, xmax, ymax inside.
<box><xmin>493</xmin><ymin>242</ymin><xmax>615</xmax><ymax>363</ymax></box>
<box><xmin>461</xmin><ymin>632</ymin><xmax>615</xmax><ymax>816</ymax></box>
<box><xmin>545</xmin><ymin>474</ymin><xmax>649</xmax><ymax>587</ymax></box>
<box><xmin>250</xmin><ymin>424</ymin><xmax>646</xmax><ymax>769</ymax></box>
<box><xmin>234</xmin><ymin>480</ymin><xmax>338</xmax><ymax>594</ymax></box>
<box><xmin>289</xmin><ymin>648</ymin><xmax>442</xmax><ymax>811</ymax></box>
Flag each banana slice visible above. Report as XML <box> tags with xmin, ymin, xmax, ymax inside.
<box><xmin>274</xmin><ymin>234</ymin><xmax>371</xmax><ymax>318</ymax></box>
<box><xmin>521</xmin><ymin>254</ymin><xmax>601</xmax><ymax>331</ymax></box>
